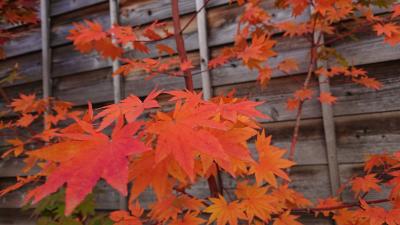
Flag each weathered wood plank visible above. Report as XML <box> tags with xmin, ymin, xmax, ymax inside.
<box><xmin>51</xmin><ymin>0</ymin><xmax>107</xmax><ymax>16</ymax></box>
<box><xmin>0</xmin><ymin>209</ymin><xmax>35</xmax><ymax>225</ymax></box>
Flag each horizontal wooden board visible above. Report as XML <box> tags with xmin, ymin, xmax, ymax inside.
<box><xmin>51</xmin><ymin>0</ymin><xmax>107</xmax><ymax>16</ymax></box>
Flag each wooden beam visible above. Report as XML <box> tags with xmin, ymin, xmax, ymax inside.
<box><xmin>109</xmin><ymin>0</ymin><xmax>123</xmax><ymax>103</ymax></box>
<box><xmin>311</xmin><ymin>4</ymin><xmax>341</xmax><ymax>195</ymax></box>
<box><xmin>41</xmin><ymin>0</ymin><xmax>52</xmax><ymax>99</ymax></box>
<box><xmin>196</xmin><ymin>0</ymin><xmax>212</xmax><ymax>100</ymax></box>
<box><xmin>318</xmin><ymin>65</ymin><xmax>341</xmax><ymax>195</ymax></box>
<box><xmin>40</xmin><ymin>0</ymin><xmax>52</xmax><ymax>130</ymax></box>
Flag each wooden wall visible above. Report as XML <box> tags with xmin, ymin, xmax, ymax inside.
<box><xmin>0</xmin><ymin>0</ymin><xmax>400</xmax><ymax>224</ymax></box>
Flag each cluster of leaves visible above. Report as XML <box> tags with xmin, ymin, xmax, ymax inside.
<box><xmin>68</xmin><ymin>20</ymin><xmax>194</xmax><ymax>78</ymax></box>
<box><xmin>0</xmin><ymin>90</ymin><xmax>306</xmax><ymax>224</ymax></box>
<box><xmin>0</xmin><ymin>0</ymin><xmax>38</xmax><ymax>58</ymax></box>
<box><xmin>2</xmin><ymin>91</ymin><xmax>400</xmax><ymax>224</ymax></box>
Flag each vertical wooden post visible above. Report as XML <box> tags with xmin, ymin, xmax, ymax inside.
<box><xmin>310</xmin><ymin>5</ymin><xmax>341</xmax><ymax>195</ymax></box>
<box><xmin>196</xmin><ymin>0</ymin><xmax>212</xmax><ymax>100</ymax></box>
<box><xmin>109</xmin><ymin>0</ymin><xmax>127</xmax><ymax>210</ymax></box>
<box><xmin>318</xmin><ymin>67</ymin><xmax>341</xmax><ymax>195</ymax></box>
<box><xmin>110</xmin><ymin>0</ymin><xmax>123</xmax><ymax>103</ymax></box>
<box><xmin>40</xmin><ymin>0</ymin><xmax>52</xmax><ymax>129</ymax></box>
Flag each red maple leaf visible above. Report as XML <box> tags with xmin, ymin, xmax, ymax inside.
<box><xmin>25</xmin><ymin>120</ymin><xmax>147</xmax><ymax>215</ymax></box>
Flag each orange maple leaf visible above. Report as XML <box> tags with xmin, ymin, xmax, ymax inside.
<box><xmin>315</xmin><ymin>197</ymin><xmax>342</xmax><ymax>216</ymax></box>
<box><xmin>257</xmin><ymin>66</ymin><xmax>273</xmax><ymax>86</ymax></box>
<box><xmin>374</xmin><ymin>23</ymin><xmax>400</xmax><ymax>38</ymax></box>
<box><xmin>180</xmin><ymin>60</ymin><xmax>194</xmax><ymax>72</ymax></box>
<box><xmin>169</xmin><ymin>213</ymin><xmax>205</xmax><ymax>225</ymax></box>
<box><xmin>278</xmin><ymin>58</ymin><xmax>299</xmax><ymax>73</ymax></box>
<box><xmin>110</xmin><ymin>208</ymin><xmax>143</xmax><ymax>225</ymax></box>
<box><xmin>235</xmin><ymin>182</ymin><xmax>277</xmax><ymax>222</ymax></box>
<box><xmin>156</xmin><ymin>44</ymin><xmax>175</xmax><ymax>56</ymax></box>
<box><xmin>273</xmin><ymin>211</ymin><xmax>302</xmax><ymax>225</ymax></box>
<box><xmin>250</xmin><ymin>131</ymin><xmax>295</xmax><ymax>187</ymax></box>
<box><xmin>286</xmin><ymin>98</ymin><xmax>300</xmax><ymax>111</ymax></box>
<box><xmin>238</xmin><ymin>34</ymin><xmax>276</xmax><ymax>66</ymax></box>
<box><xmin>128</xmin><ymin>152</ymin><xmax>175</xmax><ymax>201</ymax></box>
<box><xmin>15</xmin><ymin>113</ymin><xmax>38</xmax><ymax>127</ymax></box>
<box><xmin>1</xmin><ymin>138</ymin><xmax>24</xmax><ymax>158</ymax></box>
<box><xmin>149</xmin><ymin>194</ymin><xmax>204</xmax><ymax>221</ymax></box>
<box><xmin>351</xmin><ymin>174</ymin><xmax>381</xmax><ymax>196</ymax></box>
<box><xmin>318</xmin><ymin>92</ymin><xmax>337</xmax><ymax>105</ymax></box>
<box><xmin>94</xmin><ymin>90</ymin><xmax>161</xmax><ymax>131</ymax></box>
<box><xmin>25</xmin><ymin>120</ymin><xmax>147</xmax><ymax>215</ymax></box>
<box><xmin>364</xmin><ymin>153</ymin><xmax>398</xmax><ymax>173</ymax></box>
<box><xmin>353</xmin><ymin>77</ymin><xmax>382</xmax><ymax>90</ymax></box>
<box><xmin>294</xmin><ymin>88</ymin><xmax>314</xmax><ymax>101</ymax></box>
<box><xmin>392</xmin><ymin>4</ymin><xmax>400</xmax><ymax>18</ymax></box>
<box><xmin>204</xmin><ymin>195</ymin><xmax>246</xmax><ymax>225</ymax></box>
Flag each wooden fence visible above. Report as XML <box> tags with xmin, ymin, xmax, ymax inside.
<box><xmin>0</xmin><ymin>0</ymin><xmax>400</xmax><ymax>224</ymax></box>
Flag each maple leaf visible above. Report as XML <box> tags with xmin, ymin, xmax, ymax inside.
<box><xmin>170</xmin><ymin>213</ymin><xmax>205</xmax><ymax>225</ymax></box>
<box><xmin>167</xmin><ymin>90</ymin><xmax>204</xmax><ymax>106</ymax></box>
<box><xmin>15</xmin><ymin>113</ymin><xmax>38</xmax><ymax>127</ymax></box>
<box><xmin>318</xmin><ymin>92</ymin><xmax>337</xmax><ymax>105</ymax></box>
<box><xmin>0</xmin><ymin>175</ymin><xmax>40</xmax><ymax>197</ymax></box>
<box><xmin>94</xmin><ymin>90</ymin><xmax>161</xmax><ymax>131</ymax></box>
<box><xmin>207</xmin><ymin>95</ymin><xmax>268</xmax><ymax>122</ymax></box>
<box><xmin>93</xmin><ymin>38</ymin><xmax>123</xmax><ymax>59</ymax></box>
<box><xmin>110</xmin><ymin>209</ymin><xmax>143</xmax><ymax>225</ymax></box>
<box><xmin>276</xmin><ymin>21</ymin><xmax>310</xmax><ymax>37</ymax></box>
<box><xmin>238</xmin><ymin>34</ymin><xmax>276</xmax><ymax>66</ymax></box>
<box><xmin>373</xmin><ymin>23</ymin><xmax>400</xmax><ymax>38</ymax></box>
<box><xmin>286</xmin><ymin>98</ymin><xmax>300</xmax><ymax>111</ymax></box>
<box><xmin>156</xmin><ymin>44</ymin><xmax>175</xmax><ymax>55</ymax></box>
<box><xmin>358</xmin><ymin>199</ymin><xmax>389</xmax><ymax>225</ymax></box>
<box><xmin>10</xmin><ymin>93</ymin><xmax>38</xmax><ymax>113</ymax></box>
<box><xmin>110</xmin><ymin>25</ymin><xmax>137</xmax><ymax>45</ymax></box>
<box><xmin>208</xmin><ymin>126</ymin><xmax>256</xmax><ymax>175</ymax></box>
<box><xmin>1</xmin><ymin>138</ymin><xmax>24</xmax><ymax>158</ymax></box>
<box><xmin>143</xmin><ymin>21</ymin><xmax>165</xmax><ymax>40</ymax></box>
<box><xmin>364</xmin><ymin>153</ymin><xmax>398</xmax><ymax>173</ymax></box>
<box><xmin>235</xmin><ymin>182</ymin><xmax>277</xmax><ymax>222</ymax></box>
<box><xmin>353</xmin><ymin>77</ymin><xmax>382</xmax><ymax>90</ymax></box>
<box><xmin>250</xmin><ymin>131</ymin><xmax>295</xmax><ymax>187</ymax></box>
<box><xmin>278</xmin><ymin>58</ymin><xmax>299</xmax><ymax>73</ymax></box>
<box><xmin>146</xmin><ymin>100</ymin><xmax>229</xmax><ymax>180</ymax></box>
<box><xmin>149</xmin><ymin>194</ymin><xmax>204</xmax><ymax>221</ymax></box>
<box><xmin>315</xmin><ymin>198</ymin><xmax>342</xmax><ymax>216</ymax></box>
<box><xmin>271</xmin><ymin>185</ymin><xmax>312</xmax><ymax>208</ymax></box>
<box><xmin>128</xmin><ymin>152</ymin><xmax>175</xmax><ymax>201</ymax></box>
<box><xmin>180</xmin><ymin>60</ymin><xmax>194</xmax><ymax>72</ymax></box>
<box><xmin>204</xmin><ymin>195</ymin><xmax>246</xmax><ymax>225</ymax></box>
<box><xmin>258</xmin><ymin>66</ymin><xmax>273</xmax><ymax>86</ymax></box>
<box><xmin>294</xmin><ymin>88</ymin><xmax>314</xmax><ymax>101</ymax></box>
<box><xmin>392</xmin><ymin>4</ymin><xmax>400</xmax><ymax>18</ymax></box>
<box><xmin>25</xmin><ymin>120</ymin><xmax>147</xmax><ymax>215</ymax></box>
<box><xmin>273</xmin><ymin>211</ymin><xmax>302</xmax><ymax>225</ymax></box>
<box><xmin>208</xmin><ymin>48</ymin><xmax>234</xmax><ymax>69</ymax></box>
<box><xmin>351</xmin><ymin>174</ymin><xmax>381</xmax><ymax>196</ymax></box>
